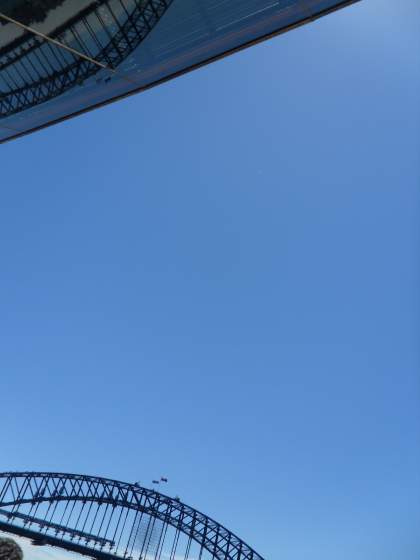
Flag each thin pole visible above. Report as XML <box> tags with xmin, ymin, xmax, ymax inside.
<box><xmin>0</xmin><ymin>12</ymin><xmax>111</xmax><ymax>70</ymax></box>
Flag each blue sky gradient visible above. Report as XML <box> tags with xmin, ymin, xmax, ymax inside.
<box><xmin>1</xmin><ymin>1</ymin><xmax>420</xmax><ymax>559</ymax></box>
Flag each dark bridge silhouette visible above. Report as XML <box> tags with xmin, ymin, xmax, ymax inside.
<box><xmin>0</xmin><ymin>472</ymin><xmax>264</xmax><ymax>560</ymax></box>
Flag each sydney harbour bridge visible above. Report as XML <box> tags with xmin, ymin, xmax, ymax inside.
<box><xmin>0</xmin><ymin>472</ymin><xmax>263</xmax><ymax>560</ymax></box>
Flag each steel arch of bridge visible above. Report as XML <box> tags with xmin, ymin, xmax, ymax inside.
<box><xmin>0</xmin><ymin>0</ymin><xmax>173</xmax><ymax>118</ymax></box>
<box><xmin>0</xmin><ymin>472</ymin><xmax>264</xmax><ymax>560</ymax></box>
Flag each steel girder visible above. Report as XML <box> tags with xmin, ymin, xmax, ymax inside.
<box><xmin>0</xmin><ymin>472</ymin><xmax>264</xmax><ymax>560</ymax></box>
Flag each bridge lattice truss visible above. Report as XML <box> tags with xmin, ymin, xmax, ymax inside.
<box><xmin>0</xmin><ymin>0</ymin><xmax>173</xmax><ymax>119</ymax></box>
<box><xmin>0</xmin><ymin>473</ymin><xmax>264</xmax><ymax>560</ymax></box>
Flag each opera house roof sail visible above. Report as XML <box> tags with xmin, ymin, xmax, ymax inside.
<box><xmin>0</xmin><ymin>0</ymin><xmax>359</xmax><ymax>142</ymax></box>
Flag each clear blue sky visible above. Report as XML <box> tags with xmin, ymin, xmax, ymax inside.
<box><xmin>1</xmin><ymin>1</ymin><xmax>419</xmax><ymax>559</ymax></box>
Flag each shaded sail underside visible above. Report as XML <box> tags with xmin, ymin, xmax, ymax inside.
<box><xmin>0</xmin><ymin>0</ymin><xmax>359</xmax><ymax>142</ymax></box>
